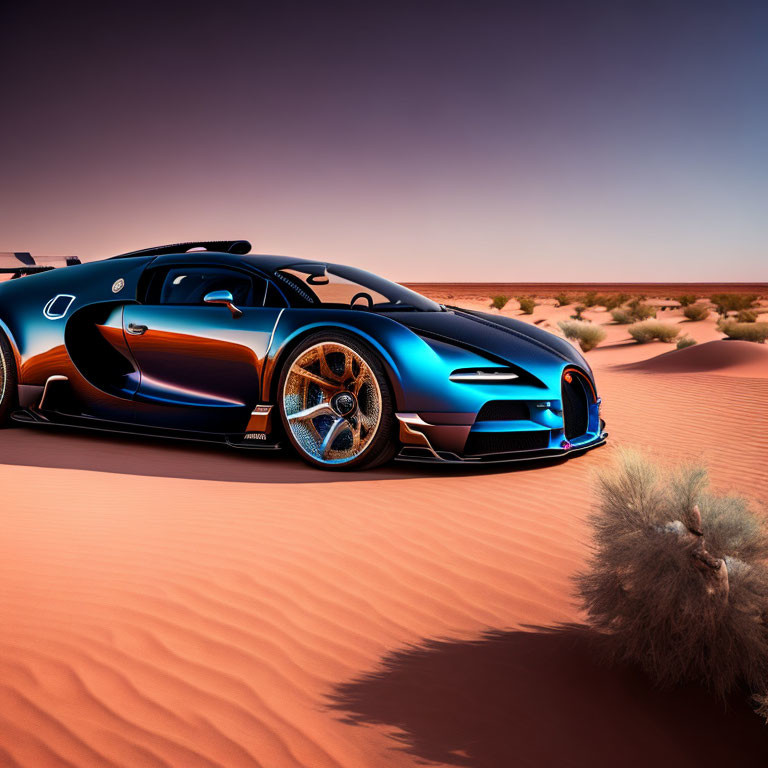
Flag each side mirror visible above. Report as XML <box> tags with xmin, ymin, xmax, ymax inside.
<box><xmin>204</xmin><ymin>289</ymin><xmax>243</xmax><ymax>318</ymax></box>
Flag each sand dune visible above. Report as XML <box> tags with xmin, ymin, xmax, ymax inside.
<box><xmin>615</xmin><ymin>339</ymin><xmax>768</xmax><ymax>377</ymax></box>
<box><xmin>1</xmin><ymin>287</ymin><xmax>767</xmax><ymax>767</ymax></box>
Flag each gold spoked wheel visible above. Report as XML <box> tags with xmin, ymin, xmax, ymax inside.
<box><xmin>282</xmin><ymin>341</ymin><xmax>383</xmax><ymax>465</ymax></box>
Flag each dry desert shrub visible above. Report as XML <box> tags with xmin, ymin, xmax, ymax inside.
<box><xmin>676</xmin><ymin>335</ymin><xmax>697</xmax><ymax>349</ymax></box>
<box><xmin>517</xmin><ymin>296</ymin><xmax>536</xmax><ymax>314</ymax></box>
<box><xmin>571</xmin><ymin>304</ymin><xmax>586</xmax><ymax>320</ymax></box>
<box><xmin>626</xmin><ymin>298</ymin><xmax>656</xmax><ymax>321</ymax></box>
<box><xmin>558</xmin><ymin>319</ymin><xmax>606</xmax><ymax>352</ymax></box>
<box><xmin>738</xmin><ymin>309</ymin><xmax>759</xmax><ymax>323</ymax></box>
<box><xmin>683</xmin><ymin>303</ymin><xmax>710</xmax><ymax>321</ymax></box>
<box><xmin>628</xmin><ymin>320</ymin><xmax>680</xmax><ymax>343</ymax></box>
<box><xmin>676</xmin><ymin>294</ymin><xmax>698</xmax><ymax>307</ymax></box>
<box><xmin>610</xmin><ymin>308</ymin><xmax>634</xmax><ymax>324</ymax></box>
<box><xmin>613</xmin><ymin>299</ymin><xmax>658</xmax><ymax>324</ymax></box>
<box><xmin>718</xmin><ymin>320</ymin><xmax>768</xmax><ymax>343</ymax></box>
<box><xmin>577</xmin><ymin>449</ymin><xmax>768</xmax><ymax>705</ymax></box>
<box><xmin>490</xmin><ymin>294</ymin><xmax>510</xmax><ymax>311</ymax></box>
<box><xmin>554</xmin><ymin>292</ymin><xmax>571</xmax><ymax>307</ymax></box>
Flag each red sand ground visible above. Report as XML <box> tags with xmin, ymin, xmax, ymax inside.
<box><xmin>0</xmin><ymin>285</ymin><xmax>767</xmax><ymax>767</ymax></box>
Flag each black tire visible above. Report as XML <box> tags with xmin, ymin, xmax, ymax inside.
<box><xmin>0</xmin><ymin>332</ymin><xmax>18</xmax><ymax>427</ymax></box>
<box><xmin>277</xmin><ymin>331</ymin><xmax>398</xmax><ymax>470</ymax></box>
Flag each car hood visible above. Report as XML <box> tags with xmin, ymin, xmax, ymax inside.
<box><xmin>385</xmin><ymin>307</ymin><xmax>592</xmax><ymax>378</ymax></box>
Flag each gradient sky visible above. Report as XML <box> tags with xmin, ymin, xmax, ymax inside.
<box><xmin>1</xmin><ymin>0</ymin><xmax>766</xmax><ymax>281</ymax></box>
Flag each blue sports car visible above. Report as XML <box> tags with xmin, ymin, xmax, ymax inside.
<box><xmin>0</xmin><ymin>240</ymin><xmax>607</xmax><ymax>470</ymax></box>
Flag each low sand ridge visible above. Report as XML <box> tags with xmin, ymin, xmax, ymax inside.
<box><xmin>616</xmin><ymin>339</ymin><xmax>768</xmax><ymax>376</ymax></box>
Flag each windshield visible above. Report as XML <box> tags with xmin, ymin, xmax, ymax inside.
<box><xmin>274</xmin><ymin>263</ymin><xmax>442</xmax><ymax>312</ymax></box>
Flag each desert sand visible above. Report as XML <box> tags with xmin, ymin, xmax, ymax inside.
<box><xmin>1</xmin><ymin>286</ymin><xmax>767</xmax><ymax>767</ymax></box>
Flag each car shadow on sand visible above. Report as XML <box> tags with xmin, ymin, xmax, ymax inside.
<box><xmin>0</xmin><ymin>425</ymin><xmax>575</xmax><ymax>484</ymax></box>
<box><xmin>328</xmin><ymin>625</ymin><xmax>768</xmax><ymax>768</ymax></box>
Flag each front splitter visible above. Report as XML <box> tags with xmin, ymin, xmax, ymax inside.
<box><xmin>395</xmin><ymin>433</ymin><xmax>608</xmax><ymax>465</ymax></box>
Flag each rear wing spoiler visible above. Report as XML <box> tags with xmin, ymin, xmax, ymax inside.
<box><xmin>0</xmin><ymin>252</ymin><xmax>81</xmax><ymax>278</ymax></box>
<box><xmin>110</xmin><ymin>240</ymin><xmax>252</xmax><ymax>259</ymax></box>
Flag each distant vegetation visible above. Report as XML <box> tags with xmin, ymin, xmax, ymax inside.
<box><xmin>577</xmin><ymin>449</ymin><xmax>768</xmax><ymax>716</ymax></box>
<box><xmin>558</xmin><ymin>319</ymin><xmax>606</xmax><ymax>352</ymax></box>
<box><xmin>682</xmin><ymin>303</ymin><xmax>710</xmax><ymax>322</ymax></box>
<box><xmin>718</xmin><ymin>320</ymin><xmax>768</xmax><ymax>343</ymax></box>
<box><xmin>710</xmin><ymin>293</ymin><xmax>757</xmax><ymax>316</ymax></box>
<box><xmin>490</xmin><ymin>294</ymin><xmax>510</xmax><ymax>310</ymax></box>
<box><xmin>676</xmin><ymin>335</ymin><xmax>697</xmax><ymax>349</ymax></box>
<box><xmin>554</xmin><ymin>292</ymin><xmax>572</xmax><ymax>307</ymax></box>
<box><xmin>602</xmin><ymin>293</ymin><xmax>631</xmax><ymax>310</ymax></box>
<box><xmin>628</xmin><ymin>320</ymin><xmax>681</xmax><ymax>343</ymax></box>
<box><xmin>516</xmin><ymin>296</ymin><xmax>536</xmax><ymax>314</ymax></box>
<box><xmin>675</xmin><ymin>294</ymin><xmax>698</xmax><ymax>307</ymax></box>
<box><xmin>580</xmin><ymin>291</ymin><xmax>629</xmax><ymax>310</ymax></box>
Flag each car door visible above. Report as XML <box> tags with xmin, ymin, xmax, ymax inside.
<box><xmin>122</xmin><ymin>263</ymin><xmax>284</xmax><ymax>432</ymax></box>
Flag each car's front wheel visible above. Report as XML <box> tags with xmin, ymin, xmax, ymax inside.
<box><xmin>277</xmin><ymin>332</ymin><xmax>397</xmax><ymax>470</ymax></box>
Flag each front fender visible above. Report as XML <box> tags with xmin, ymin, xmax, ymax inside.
<box><xmin>263</xmin><ymin>309</ymin><xmax>416</xmax><ymax>406</ymax></box>
<box><xmin>0</xmin><ymin>316</ymin><xmax>22</xmax><ymax>375</ymax></box>
<box><xmin>264</xmin><ymin>309</ymin><xmax>554</xmax><ymax>413</ymax></box>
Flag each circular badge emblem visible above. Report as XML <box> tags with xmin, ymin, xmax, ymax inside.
<box><xmin>112</xmin><ymin>278</ymin><xmax>125</xmax><ymax>293</ymax></box>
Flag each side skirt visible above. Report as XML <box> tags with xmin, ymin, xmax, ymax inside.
<box><xmin>10</xmin><ymin>410</ymin><xmax>284</xmax><ymax>451</ymax></box>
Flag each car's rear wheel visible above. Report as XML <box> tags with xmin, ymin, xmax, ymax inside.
<box><xmin>0</xmin><ymin>332</ymin><xmax>18</xmax><ymax>427</ymax></box>
<box><xmin>278</xmin><ymin>332</ymin><xmax>397</xmax><ymax>470</ymax></box>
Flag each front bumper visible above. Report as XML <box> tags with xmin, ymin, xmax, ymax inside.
<box><xmin>394</xmin><ymin>411</ymin><xmax>608</xmax><ymax>464</ymax></box>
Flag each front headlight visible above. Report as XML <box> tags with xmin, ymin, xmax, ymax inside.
<box><xmin>449</xmin><ymin>368</ymin><xmax>519</xmax><ymax>383</ymax></box>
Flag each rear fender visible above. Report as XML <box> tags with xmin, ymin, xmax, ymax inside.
<box><xmin>0</xmin><ymin>257</ymin><xmax>150</xmax><ymax>386</ymax></box>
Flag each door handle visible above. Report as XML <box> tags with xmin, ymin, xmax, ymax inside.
<box><xmin>126</xmin><ymin>323</ymin><xmax>148</xmax><ymax>335</ymax></box>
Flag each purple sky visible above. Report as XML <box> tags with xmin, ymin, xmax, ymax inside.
<box><xmin>1</xmin><ymin>1</ymin><xmax>766</xmax><ymax>281</ymax></box>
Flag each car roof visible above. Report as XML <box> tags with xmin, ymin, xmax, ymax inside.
<box><xmin>131</xmin><ymin>251</ymin><xmax>325</xmax><ymax>274</ymax></box>
<box><xmin>106</xmin><ymin>241</ymin><xmax>336</xmax><ymax>276</ymax></box>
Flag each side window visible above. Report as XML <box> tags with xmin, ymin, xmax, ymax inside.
<box><xmin>264</xmin><ymin>280</ymin><xmax>288</xmax><ymax>308</ymax></box>
<box><xmin>144</xmin><ymin>267</ymin><xmax>266</xmax><ymax>307</ymax></box>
